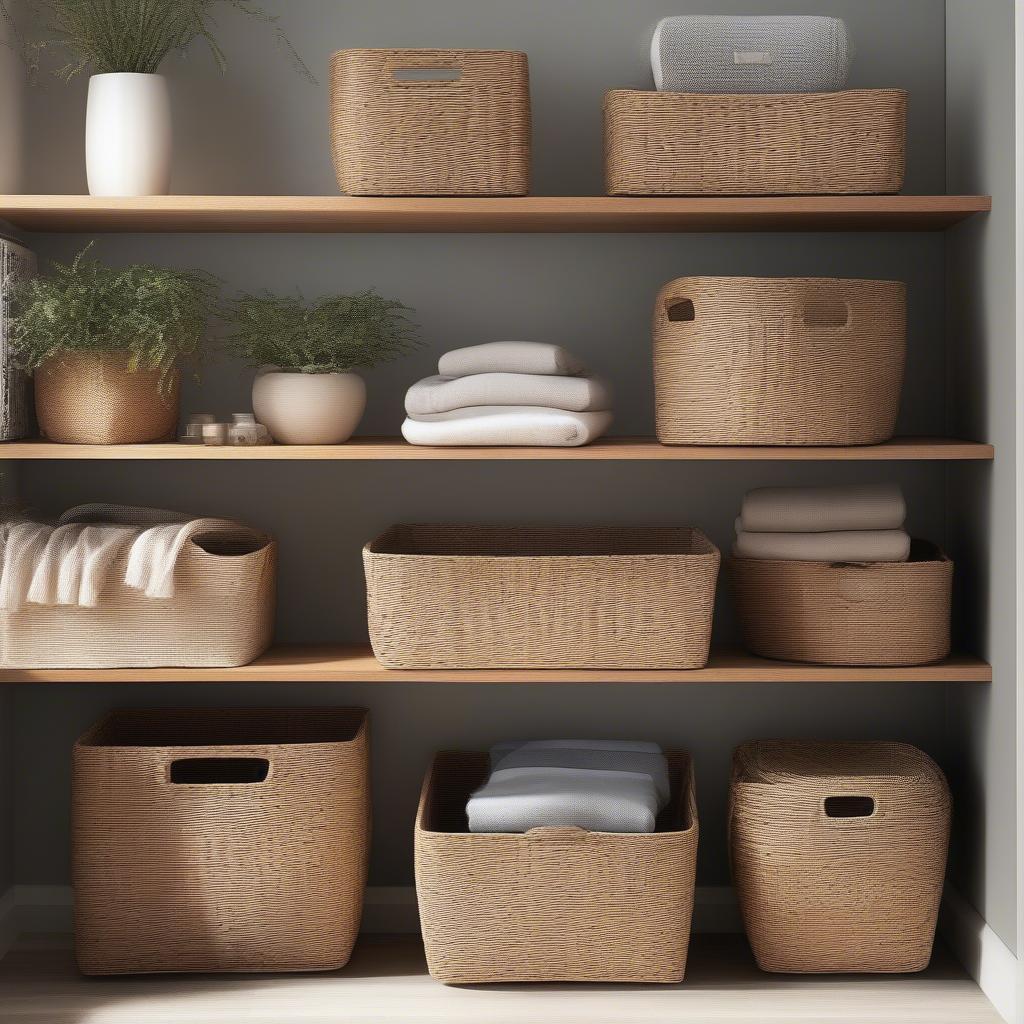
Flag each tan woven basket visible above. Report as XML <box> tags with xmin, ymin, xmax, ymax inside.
<box><xmin>727</xmin><ymin>540</ymin><xmax>952</xmax><ymax>666</ymax></box>
<box><xmin>74</xmin><ymin>708</ymin><xmax>370</xmax><ymax>975</ymax></box>
<box><xmin>331</xmin><ymin>49</ymin><xmax>531</xmax><ymax>196</ymax></box>
<box><xmin>35</xmin><ymin>350</ymin><xmax>179</xmax><ymax>444</ymax></box>
<box><xmin>653</xmin><ymin>276</ymin><xmax>906</xmax><ymax>446</ymax></box>
<box><xmin>415</xmin><ymin>750</ymin><xmax>697</xmax><ymax>984</ymax></box>
<box><xmin>729</xmin><ymin>740</ymin><xmax>950</xmax><ymax>973</ymax></box>
<box><xmin>0</xmin><ymin>505</ymin><xmax>276</xmax><ymax>668</ymax></box>
<box><xmin>364</xmin><ymin>524</ymin><xmax>720</xmax><ymax>669</ymax></box>
<box><xmin>605</xmin><ymin>89</ymin><xmax>906</xmax><ymax>195</ymax></box>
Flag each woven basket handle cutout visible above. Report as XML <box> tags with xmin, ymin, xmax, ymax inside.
<box><xmin>822</xmin><ymin>795</ymin><xmax>877</xmax><ymax>821</ymax></box>
<box><xmin>383</xmin><ymin>53</ymin><xmax>467</xmax><ymax>88</ymax></box>
<box><xmin>664</xmin><ymin>298</ymin><xmax>696</xmax><ymax>323</ymax></box>
<box><xmin>833</xmin><ymin>562</ymin><xmax>884</xmax><ymax>603</ymax></box>
<box><xmin>169</xmin><ymin>757</ymin><xmax>270</xmax><ymax>785</ymax></box>
<box><xmin>803</xmin><ymin>298</ymin><xmax>851</xmax><ymax>329</ymax></box>
<box><xmin>524</xmin><ymin>826</ymin><xmax>591</xmax><ymax>845</ymax></box>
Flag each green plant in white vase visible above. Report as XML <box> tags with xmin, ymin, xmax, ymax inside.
<box><xmin>226</xmin><ymin>290</ymin><xmax>419</xmax><ymax>445</ymax></box>
<box><xmin>0</xmin><ymin>0</ymin><xmax>312</xmax><ymax>196</ymax></box>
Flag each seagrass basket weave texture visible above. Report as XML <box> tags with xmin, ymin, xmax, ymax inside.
<box><xmin>727</xmin><ymin>540</ymin><xmax>952</xmax><ymax>666</ymax></box>
<box><xmin>35</xmin><ymin>350</ymin><xmax>180</xmax><ymax>444</ymax></box>
<box><xmin>604</xmin><ymin>89</ymin><xmax>906</xmax><ymax>195</ymax></box>
<box><xmin>729</xmin><ymin>741</ymin><xmax>950</xmax><ymax>973</ymax></box>
<box><xmin>331</xmin><ymin>49</ymin><xmax>531</xmax><ymax>196</ymax></box>
<box><xmin>415</xmin><ymin>750</ymin><xmax>698</xmax><ymax>984</ymax></box>
<box><xmin>364</xmin><ymin>524</ymin><xmax>720</xmax><ymax>669</ymax></box>
<box><xmin>73</xmin><ymin>708</ymin><xmax>371</xmax><ymax>976</ymax></box>
<box><xmin>0</xmin><ymin>506</ymin><xmax>276</xmax><ymax>668</ymax></box>
<box><xmin>653</xmin><ymin>276</ymin><xmax>906</xmax><ymax>445</ymax></box>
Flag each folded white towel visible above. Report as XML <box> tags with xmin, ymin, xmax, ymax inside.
<box><xmin>405</xmin><ymin>373</ymin><xmax>612</xmax><ymax>416</ymax></box>
<box><xmin>739</xmin><ymin>484</ymin><xmax>906</xmax><ymax>534</ymax></box>
<box><xmin>403</xmin><ymin>407</ymin><xmax>612</xmax><ymax>447</ymax></box>
<box><xmin>439</xmin><ymin>342</ymin><xmax>587</xmax><ymax>379</ymax></box>
<box><xmin>124</xmin><ymin>519</ymin><xmax>237</xmax><ymax>601</ymax></box>
<box><xmin>0</xmin><ymin>521</ymin><xmax>55</xmax><ymax>612</ymax></box>
<box><xmin>468</xmin><ymin>766</ymin><xmax>661</xmax><ymax>834</ymax></box>
<box><xmin>733</xmin><ymin>529</ymin><xmax>912</xmax><ymax>563</ymax></box>
<box><xmin>26</xmin><ymin>523</ymin><xmax>139</xmax><ymax>608</ymax></box>
<box><xmin>492</xmin><ymin>742</ymin><xmax>670</xmax><ymax>807</ymax></box>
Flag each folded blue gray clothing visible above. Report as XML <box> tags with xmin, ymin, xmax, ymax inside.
<box><xmin>490</xmin><ymin>739</ymin><xmax>663</xmax><ymax>766</ymax></box>
<box><xmin>492</xmin><ymin>743</ymin><xmax>670</xmax><ymax>806</ymax></box>
<box><xmin>467</xmin><ymin>767</ymin><xmax>661</xmax><ymax>834</ymax></box>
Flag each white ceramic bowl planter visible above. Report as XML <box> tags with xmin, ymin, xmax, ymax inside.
<box><xmin>86</xmin><ymin>73</ymin><xmax>172</xmax><ymax>196</ymax></box>
<box><xmin>252</xmin><ymin>369</ymin><xmax>367</xmax><ymax>445</ymax></box>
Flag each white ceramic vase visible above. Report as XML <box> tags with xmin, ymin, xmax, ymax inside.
<box><xmin>86</xmin><ymin>73</ymin><xmax>172</xmax><ymax>197</ymax></box>
<box><xmin>252</xmin><ymin>370</ymin><xmax>367</xmax><ymax>445</ymax></box>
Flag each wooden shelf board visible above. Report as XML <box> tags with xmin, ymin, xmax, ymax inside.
<box><xmin>0</xmin><ymin>646</ymin><xmax>991</xmax><ymax>683</ymax></box>
<box><xmin>0</xmin><ymin>935</ymin><xmax>1001</xmax><ymax>1024</ymax></box>
<box><xmin>0</xmin><ymin>194</ymin><xmax>991</xmax><ymax>233</ymax></box>
<box><xmin>0</xmin><ymin>436</ymin><xmax>995</xmax><ymax>461</ymax></box>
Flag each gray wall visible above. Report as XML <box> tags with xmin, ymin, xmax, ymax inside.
<box><xmin>8</xmin><ymin>0</ymin><xmax>967</xmax><ymax>897</ymax></box>
<box><xmin>945</xmin><ymin>0</ymin><xmax>1018</xmax><ymax>954</ymax></box>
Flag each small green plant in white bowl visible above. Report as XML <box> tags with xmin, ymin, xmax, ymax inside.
<box><xmin>225</xmin><ymin>290</ymin><xmax>419</xmax><ymax>445</ymax></box>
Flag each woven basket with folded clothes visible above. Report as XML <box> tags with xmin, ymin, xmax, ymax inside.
<box><xmin>727</xmin><ymin>484</ymin><xmax>952</xmax><ymax>666</ymax></box>
<box><xmin>0</xmin><ymin>504</ymin><xmax>275</xmax><ymax>668</ymax></box>
<box><xmin>402</xmin><ymin>341</ymin><xmax>612</xmax><ymax>447</ymax></box>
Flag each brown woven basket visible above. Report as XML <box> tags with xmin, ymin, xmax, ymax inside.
<box><xmin>35</xmin><ymin>350</ymin><xmax>179</xmax><ymax>444</ymax></box>
<box><xmin>0</xmin><ymin>505</ymin><xmax>276</xmax><ymax>668</ymax></box>
<box><xmin>415</xmin><ymin>750</ymin><xmax>697</xmax><ymax>984</ymax></box>
<box><xmin>653</xmin><ymin>276</ymin><xmax>906</xmax><ymax>446</ymax></box>
<box><xmin>364</xmin><ymin>524</ymin><xmax>720</xmax><ymax>669</ymax></box>
<box><xmin>727</xmin><ymin>540</ymin><xmax>952</xmax><ymax>666</ymax></box>
<box><xmin>331</xmin><ymin>49</ymin><xmax>531</xmax><ymax>196</ymax></box>
<box><xmin>729</xmin><ymin>740</ymin><xmax>950</xmax><ymax>973</ymax></box>
<box><xmin>74</xmin><ymin>708</ymin><xmax>370</xmax><ymax>975</ymax></box>
<box><xmin>604</xmin><ymin>89</ymin><xmax>906</xmax><ymax>195</ymax></box>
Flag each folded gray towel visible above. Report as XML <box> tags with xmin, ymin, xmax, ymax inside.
<box><xmin>733</xmin><ymin>529</ymin><xmax>912</xmax><ymax>563</ymax></box>
<box><xmin>467</xmin><ymin>767</ymin><xmax>660</xmax><ymax>834</ymax></box>
<box><xmin>439</xmin><ymin>342</ymin><xmax>587</xmax><ymax>378</ymax></box>
<box><xmin>405</xmin><ymin>373</ymin><xmax>612</xmax><ymax>416</ymax></box>
<box><xmin>739</xmin><ymin>484</ymin><xmax>906</xmax><ymax>534</ymax></box>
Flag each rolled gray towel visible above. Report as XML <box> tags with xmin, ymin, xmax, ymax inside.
<box><xmin>739</xmin><ymin>484</ymin><xmax>906</xmax><ymax>534</ymax></box>
<box><xmin>405</xmin><ymin>373</ymin><xmax>611</xmax><ymax>416</ymax></box>
<box><xmin>651</xmin><ymin>15</ymin><xmax>850</xmax><ymax>94</ymax></box>
<box><xmin>439</xmin><ymin>341</ymin><xmax>587</xmax><ymax>378</ymax></box>
<box><xmin>733</xmin><ymin>529</ymin><xmax>912</xmax><ymax>563</ymax></box>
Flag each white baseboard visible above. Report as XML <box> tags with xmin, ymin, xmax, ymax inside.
<box><xmin>940</xmin><ymin>886</ymin><xmax>1018</xmax><ymax>1023</ymax></box>
<box><xmin>0</xmin><ymin>883</ymin><xmax>742</xmax><ymax>949</ymax></box>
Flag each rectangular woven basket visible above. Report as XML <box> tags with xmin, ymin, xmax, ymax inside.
<box><xmin>653</xmin><ymin>276</ymin><xmax>906</xmax><ymax>446</ymax></box>
<box><xmin>0</xmin><ymin>507</ymin><xmax>276</xmax><ymax>668</ymax></box>
<box><xmin>331</xmin><ymin>49</ymin><xmax>531</xmax><ymax>196</ymax></box>
<box><xmin>729</xmin><ymin>740</ymin><xmax>950</xmax><ymax>973</ymax></box>
<box><xmin>363</xmin><ymin>524</ymin><xmax>720</xmax><ymax>669</ymax></box>
<box><xmin>73</xmin><ymin>708</ymin><xmax>370</xmax><ymax>975</ymax></box>
<box><xmin>415</xmin><ymin>750</ymin><xmax>698</xmax><ymax>984</ymax></box>
<box><xmin>604</xmin><ymin>88</ymin><xmax>906</xmax><ymax>195</ymax></box>
<box><xmin>727</xmin><ymin>540</ymin><xmax>952</xmax><ymax>666</ymax></box>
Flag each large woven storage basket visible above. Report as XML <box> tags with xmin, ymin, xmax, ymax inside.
<box><xmin>604</xmin><ymin>89</ymin><xmax>906</xmax><ymax>195</ymax></box>
<box><xmin>729</xmin><ymin>740</ymin><xmax>950</xmax><ymax>973</ymax></box>
<box><xmin>331</xmin><ymin>49</ymin><xmax>531</xmax><ymax>196</ymax></box>
<box><xmin>0</xmin><ymin>505</ymin><xmax>276</xmax><ymax>668</ymax></box>
<box><xmin>728</xmin><ymin>540</ymin><xmax>952</xmax><ymax>666</ymax></box>
<box><xmin>415</xmin><ymin>750</ymin><xmax>698</xmax><ymax>984</ymax></box>
<box><xmin>35</xmin><ymin>350</ymin><xmax>180</xmax><ymax>444</ymax></box>
<box><xmin>364</xmin><ymin>524</ymin><xmax>720</xmax><ymax>669</ymax></box>
<box><xmin>653</xmin><ymin>277</ymin><xmax>906</xmax><ymax>446</ymax></box>
<box><xmin>74</xmin><ymin>708</ymin><xmax>370</xmax><ymax>975</ymax></box>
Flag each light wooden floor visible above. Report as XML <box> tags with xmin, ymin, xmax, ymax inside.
<box><xmin>0</xmin><ymin>936</ymin><xmax>1002</xmax><ymax>1024</ymax></box>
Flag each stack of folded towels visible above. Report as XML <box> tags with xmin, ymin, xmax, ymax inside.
<box><xmin>467</xmin><ymin>740</ymin><xmax>669</xmax><ymax>834</ymax></box>
<box><xmin>733</xmin><ymin>483</ymin><xmax>911</xmax><ymax>562</ymax></box>
<box><xmin>402</xmin><ymin>341</ymin><xmax>613</xmax><ymax>447</ymax></box>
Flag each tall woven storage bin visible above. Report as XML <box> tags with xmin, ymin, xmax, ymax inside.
<box><xmin>415</xmin><ymin>750</ymin><xmax>698</xmax><ymax>984</ymax></box>
<box><xmin>653</xmin><ymin>277</ymin><xmax>906</xmax><ymax>445</ymax></box>
<box><xmin>74</xmin><ymin>708</ymin><xmax>370</xmax><ymax>975</ymax></box>
<box><xmin>727</xmin><ymin>540</ymin><xmax>952</xmax><ymax>666</ymax></box>
<box><xmin>729</xmin><ymin>741</ymin><xmax>950</xmax><ymax>973</ymax></box>
<box><xmin>604</xmin><ymin>89</ymin><xmax>906</xmax><ymax>195</ymax></box>
<box><xmin>0</xmin><ymin>237</ymin><xmax>36</xmax><ymax>440</ymax></box>
<box><xmin>331</xmin><ymin>49</ymin><xmax>531</xmax><ymax>196</ymax></box>
<box><xmin>0</xmin><ymin>506</ymin><xmax>276</xmax><ymax>668</ymax></box>
<box><xmin>364</xmin><ymin>524</ymin><xmax>720</xmax><ymax>669</ymax></box>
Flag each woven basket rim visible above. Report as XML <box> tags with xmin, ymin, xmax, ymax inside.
<box><xmin>332</xmin><ymin>47</ymin><xmax>528</xmax><ymax>60</ymax></box>
<box><xmin>659</xmin><ymin>275</ymin><xmax>905</xmax><ymax>289</ymax></box>
<box><xmin>606</xmin><ymin>87</ymin><xmax>908</xmax><ymax>102</ymax></box>
<box><xmin>726</xmin><ymin>538</ymin><xmax>950</xmax><ymax>570</ymax></box>
<box><xmin>416</xmin><ymin>749</ymin><xmax>696</xmax><ymax>838</ymax></box>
